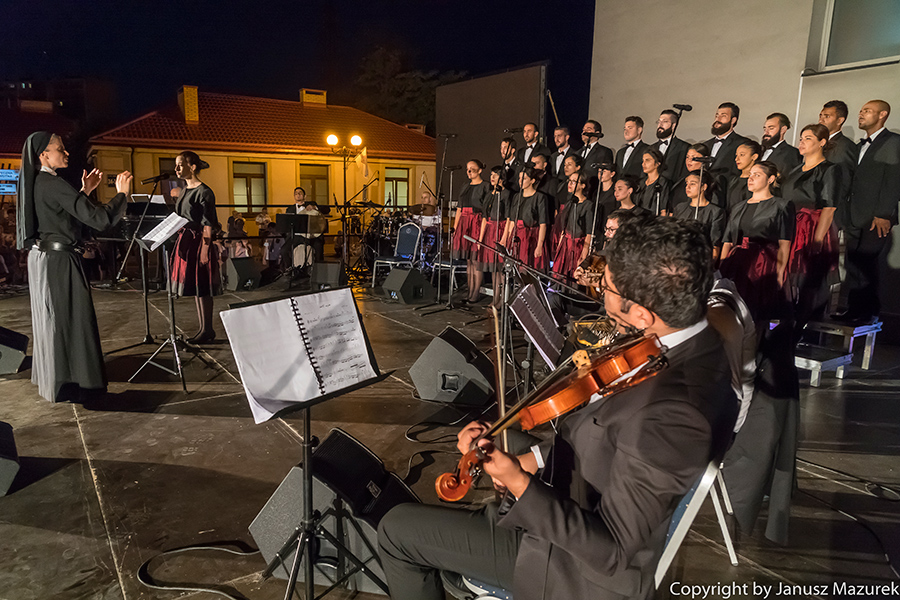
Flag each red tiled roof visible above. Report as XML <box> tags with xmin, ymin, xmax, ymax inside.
<box><xmin>90</xmin><ymin>92</ymin><xmax>435</xmax><ymax>161</ymax></box>
<box><xmin>0</xmin><ymin>108</ymin><xmax>76</xmax><ymax>157</ymax></box>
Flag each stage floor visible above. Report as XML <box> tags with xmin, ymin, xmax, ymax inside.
<box><xmin>1</xmin><ymin>276</ymin><xmax>898</xmax><ymax>600</ymax></box>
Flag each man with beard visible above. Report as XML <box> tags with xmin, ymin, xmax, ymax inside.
<box><xmin>653</xmin><ymin>109</ymin><xmax>690</xmax><ymax>183</ymax></box>
<box><xmin>516</xmin><ymin>122</ymin><xmax>552</xmax><ymax>165</ymax></box>
<box><xmin>819</xmin><ymin>100</ymin><xmax>857</xmax><ymax>215</ymax></box>
<box><xmin>705</xmin><ymin>102</ymin><xmax>749</xmax><ymax>179</ymax></box>
<box><xmin>760</xmin><ymin>112</ymin><xmax>802</xmax><ymax>175</ymax></box>
<box><xmin>550</xmin><ymin>126</ymin><xmax>577</xmax><ymax>180</ymax></box>
<box><xmin>579</xmin><ymin>119</ymin><xmax>614</xmax><ymax>181</ymax></box>
<box><xmin>615</xmin><ymin>116</ymin><xmax>649</xmax><ymax>179</ymax></box>
<box><xmin>500</xmin><ymin>137</ymin><xmax>522</xmax><ymax>193</ymax></box>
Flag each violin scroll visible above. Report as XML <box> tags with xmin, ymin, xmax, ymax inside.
<box><xmin>436</xmin><ymin>447</ymin><xmax>485</xmax><ymax>502</ymax></box>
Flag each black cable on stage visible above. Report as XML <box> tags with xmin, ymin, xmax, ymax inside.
<box><xmin>797</xmin><ymin>457</ymin><xmax>900</xmax><ymax>501</ymax></box>
<box><xmin>136</xmin><ymin>543</ymin><xmax>260</xmax><ymax>600</ymax></box>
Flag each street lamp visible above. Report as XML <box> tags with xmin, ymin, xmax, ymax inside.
<box><xmin>326</xmin><ymin>134</ymin><xmax>363</xmax><ymax>269</ymax></box>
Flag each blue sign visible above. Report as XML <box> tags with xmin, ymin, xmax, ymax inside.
<box><xmin>0</xmin><ymin>183</ymin><xmax>17</xmax><ymax>195</ymax></box>
<box><xmin>0</xmin><ymin>169</ymin><xmax>18</xmax><ymax>180</ymax></box>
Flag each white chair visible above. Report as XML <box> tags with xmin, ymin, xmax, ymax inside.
<box><xmin>432</xmin><ymin>257</ymin><xmax>467</xmax><ymax>297</ymax></box>
<box><xmin>371</xmin><ymin>222</ymin><xmax>422</xmax><ymax>287</ymax></box>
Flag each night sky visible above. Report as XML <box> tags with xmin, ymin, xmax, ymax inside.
<box><xmin>3</xmin><ymin>0</ymin><xmax>596</xmax><ymax>135</ymax></box>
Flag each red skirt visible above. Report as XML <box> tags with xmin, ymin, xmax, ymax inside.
<box><xmin>476</xmin><ymin>218</ymin><xmax>505</xmax><ymax>272</ymax></box>
<box><xmin>513</xmin><ymin>221</ymin><xmax>546</xmax><ymax>271</ymax></box>
<box><xmin>451</xmin><ymin>207</ymin><xmax>482</xmax><ymax>260</ymax></box>
<box><xmin>720</xmin><ymin>237</ymin><xmax>783</xmax><ymax>321</ymax></box>
<box><xmin>552</xmin><ymin>232</ymin><xmax>586</xmax><ymax>278</ymax></box>
<box><xmin>171</xmin><ymin>227</ymin><xmax>222</xmax><ymax>297</ymax></box>
<box><xmin>789</xmin><ymin>208</ymin><xmax>839</xmax><ymax>275</ymax></box>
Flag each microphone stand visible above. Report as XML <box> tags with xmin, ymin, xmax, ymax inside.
<box><xmin>415</xmin><ymin>135</ymin><xmax>452</xmax><ymax>310</ymax></box>
<box><xmin>420</xmin><ymin>168</ymin><xmax>469</xmax><ymax>316</ymax></box>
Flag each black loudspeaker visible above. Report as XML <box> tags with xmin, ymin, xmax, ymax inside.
<box><xmin>409</xmin><ymin>327</ymin><xmax>495</xmax><ymax>406</ymax></box>
<box><xmin>0</xmin><ymin>326</ymin><xmax>28</xmax><ymax>375</ymax></box>
<box><xmin>249</xmin><ymin>429</ymin><xmax>418</xmax><ymax>594</ymax></box>
<box><xmin>311</xmin><ymin>262</ymin><xmax>347</xmax><ymax>291</ymax></box>
<box><xmin>382</xmin><ymin>268</ymin><xmax>434</xmax><ymax>304</ymax></box>
<box><xmin>0</xmin><ymin>421</ymin><xmax>19</xmax><ymax>496</ymax></box>
<box><xmin>225</xmin><ymin>257</ymin><xmax>261</xmax><ymax>291</ymax></box>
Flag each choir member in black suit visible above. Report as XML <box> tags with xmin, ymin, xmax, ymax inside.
<box><xmin>726</xmin><ymin>140</ymin><xmax>761</xmax><ymax>211</ymax></box>
<box><xmin>552</xmin><ymin>171</ymin><xmax>593</xmax><ymax>279</ymax></box>
<box><xmin>515</xmin><ymin>122</ymin><xmax>552</xmax><ymax>165</ymax></box>
<box><xmin>705</xmin><ymin>102</ymin><xmax>749</xmax><ymax>179</ymax></box>
<box><xmin>671</xmin><ymin>143</ymin><xmax>713</xmax><ymax>210</ymax></box>
<box><xmin>377</xmin><ymin>216</ymin><xmax>737</xmax><ymax>600</ymax></box>
<box><xmin>760</xmin><ymin>112</ymin><xmax>802</xmax><ymax>175</ymax></box>
<box><xmin>579</xmin><ymin>120</ymin><xmax>614</xmax><ymax>180</ymax></box>
<box><xmin>675</xmin><ymin>170</ymin><xmax>726</xmax><ymax>259</ymax></box>
<box><xmin>615</xmin><ymin>116</ymin><xmax>649</xmax><ymax>179</ymax></box>
<box><xmin>452</xmin><ymin>160</ymin><xmax>491</xmax><ymax>303</ymax></box>
<box><xmin>612</xmin><ymin>174</ymin><xmax>651</xmax><ymax>216</ymax></box>
<box><xmin>501</xmin><ymin>166</ymin><xmax>549</xmax><ymax>270</ymax></box>
<box><xmin>838</xmin><ymin>100</ymin><xmax>900</xmax><ymax>323</ymax></box>
<box><xmin>720</xmin><ymin>161</ymin><xmax>795</xmax><ymax>324</ymax></box>
<box><xmin>634</xmin><ymin>148</ymin><xmax>671</xmax><ymax>215</ymax></box>
<box><xmin>478</xmin><ymin>166</ymin><xmax>511</xmax><ymax>306</ymax></box>
<box><xmin>499</xmin><ymin>137</ymin><xmax>523</xmax><ymax>194</ymax></box>
<box><xmin>782</xmin><ymin>124</ymin><xmax>842</xmax><ymax>325</ymax></box>
<box><xmin>550</xmin><ymin>126</ymin><xmax>577</xmax><ymax>180</ymax></box>
<box><xmin>18</xmin><ymin>132</ymin><xmax>132</xmax><ymax>402</ymax></box>
<box><xmin>653</xmin><ymin>109</ymin><xmax>690</xmax><ymax>183</ymax></box>
<box><xmin>818</xmin><ymin>100</ymin><xmax>857</xmax><ymax>220</ymax></box>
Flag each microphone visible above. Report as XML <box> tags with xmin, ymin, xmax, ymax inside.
<box><xmin>582</xmin><ymin>131</ymin><xmax>603</xmax><ymax>138</ymax></box>
<box><xmin>444</xmin><ymin>165</ymin><xmax>463</xmax><ymax>171</ymax></box>
<box><xmin>140</xmin><ymin>173</ymin><xmax>170</xmax><ymax>185</ymax></box>
<box><xmin>690</xmin><ymin>156</ymin><xmax>715</xmax><ymax>163</ymax></box>
<box><xmin>673</xmin><ymin>104</ymin><xmax>693</xmax><ymax>112</ymax></box>
<box><xmin>439</xmin><ymin>133</ymin><xmax>458</xmax><ymax>138</ymax></box>
<box><xmin>504</xmin><ymin>127</ymin><xmax>524</xmax><ymax>133</ymax></box>
<box><xmin>420</xmin><ymin>172</ymin><xmax>426</xmax><ymax>186</ymax></box>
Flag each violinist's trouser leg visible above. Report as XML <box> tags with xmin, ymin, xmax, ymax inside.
<box><xmin>377</xmin><ymin>502</ymin><xmax>520</xmax><ymax>600</ymax></box>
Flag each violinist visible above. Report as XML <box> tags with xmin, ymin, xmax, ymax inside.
<box><xmin>377</xmin><ymin>217</ymin><xmax>738</xmax><ymax>600</ymax></box>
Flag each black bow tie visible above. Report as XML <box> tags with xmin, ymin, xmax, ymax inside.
<box><xmin>627</xmin><ymin>143</ymin><xmax>635</xmax><ymax>148</ymax></box>
<box><xmin>862</xmin><ymin>137</ymin><xmax>873</xmax><ymax>145</ymax></box>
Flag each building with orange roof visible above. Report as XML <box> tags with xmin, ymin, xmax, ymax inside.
<box><xmin>89</xmin><ymin>86</ymin><xmax>436</xmax><ymax>234</ymax></box>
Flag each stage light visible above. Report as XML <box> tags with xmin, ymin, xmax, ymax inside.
<box><xmin>350</xmin><ymin>135</ymin><xmax>362</xmax><ymax>147</ymax></box>
<box><xmin>326</xmin><ymin>134</ymin><xmax>338</xmax><ymax>146</ymax></box>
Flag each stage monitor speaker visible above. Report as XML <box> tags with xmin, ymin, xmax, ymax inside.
<box><xmin>409</xmin><ymin>327</ymin><xmax>494</xmax><ymax>406</ymax></box>
<box><xmin>0</xmin><ymin>421</ymin><xmax>19</xmax><ymax>496</ymax></box>
<box><xmin>249</xmin><ymin>429</ymin><xmax>418</xmax><ymax>594</ymax></box>
<box><xmin>383</xmin><ymin>268</ymin><xmax>434</xmax><ymax>304</ymax></box>
<box><xmin>0</xmin><ymin>326</ymin><xmax>28</xmax><ymax>375</ymax></box>
<box><xmin>225</xmin><ymin>257</ymin><xmax>261</xmax><ymax>291</ymax></box>
<box><xmin>311</xmin><ymin>262</ymin><xmax>347</xmax><ymax>291</ymax></box>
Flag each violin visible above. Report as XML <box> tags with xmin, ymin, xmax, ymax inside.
<box><xmin>575</xmin><ymin>254</ymin><xmax>606</xmax><ymax>301</ymax></box>
<box><xmin>435</xmin><ymin>332</ymin><xmax>666</xmax><ymax>502</ymax></box>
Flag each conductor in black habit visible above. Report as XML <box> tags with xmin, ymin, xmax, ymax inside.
<box><xmin>378</xmin><ymin>217</ymin><xmax>738</xmax><ymax>600</ymax></box>
<box><xmin>838</xmin><ymin>100</ymin><xmax>900</xmax><ymax>323</ymax></box>
<box><xmin>17</xmin><ymin>132</ymin><xmax>132</xmax><ymax>402</ymax></box>
<box><xmin>705</xmin><ymin>102</ymin><xmax>749</xmax><ymax>179</ymax></box>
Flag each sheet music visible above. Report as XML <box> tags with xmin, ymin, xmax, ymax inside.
<box><xmin>142</xmin><ymin>212</ymin><xmax>188</xmax><ymax>251</ymax></box>
<box><xmin>221</xmin><ymin>288</ymin><xmax>378</xmax><ymax>423</ymax></box>
<box><xmin>509</xmin><ymin>284</ymin><xmax>565</xmax><ymax>369</ymax></box>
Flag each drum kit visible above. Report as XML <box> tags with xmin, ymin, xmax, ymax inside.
<box><xmin>338</xmin><ymin>200</ymin><xmax>442</xmax><ymax>271</ymax></box>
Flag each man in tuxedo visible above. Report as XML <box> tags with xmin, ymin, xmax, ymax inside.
<box><xmin>653</xmin><ymin>109</ymin><xmax>690</xmax><ymax>183</ymax></box>
<box><xmin>550</xmin><ymin>126</ymin><xmax>576</xmax><ymax>180</ymax></box>
<box><xmin>377</xmin><ymin>216</ymin><xmax>738</xmax><ymax>600</ymax></box>
<box><xmin>705</xmin><ymin>102</ymin><xmax>749</xmax><ymax>179</ymax></box>
<box><xmin>616</xmin><ymin>116</ymin><xmax>649</xmax><ymax>179</ymax></box>
<box><xmin>838</xmin><ymin>100</ymin><xmax>900</xmax><ymax>323</ymax></box>
<box><xmin>284</xmin><ymin>186</ymin><xmax>326</xmax><ymax>264</ymax></box>
<box><xmin>500</xmin><ymin>137</ymin><xmax>522</xmax><ymax>193</ymax></box>
<box><xmin>580</xmin><ymin>119</ymin><xmax>614</xmax><ymax>180</ymax></box>
<box><xmin>516</xmin><ymin>122</ymin><xmax>551</xmax><ymax>165</ymax></box>
<box><xmin>819</xmin><ymin>100</ymin><xmax>857</xmax><ymax>216</ymax></box>
<box><xmin>760</xmin><ymin>112</ymin><xmax>802</xmax><ymax>175</ymax></box>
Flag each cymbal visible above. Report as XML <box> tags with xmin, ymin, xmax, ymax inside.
<box><xmin>355</xmin><ymin>200</ymin><xmax>384</xmax><ymax>208</ymax></box>
<box><xmin>408</xmin><ymin>203</ymin><xmax>437</xmax><ymax>216</ymax></box>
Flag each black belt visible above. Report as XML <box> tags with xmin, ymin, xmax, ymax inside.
<box><xmin>37</xmin><ymin>241</ymin><xmax>84</xmax><ymax>254</ymax></box>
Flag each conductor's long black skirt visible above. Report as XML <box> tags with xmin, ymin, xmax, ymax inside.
<box><xmin>28</xmin><ymin>248</ymin><xmax>107</xmax><ymax>402</ymax></box>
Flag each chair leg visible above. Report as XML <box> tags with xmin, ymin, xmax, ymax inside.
<box><xmin>371</xmin><ymin>263</ymin><xmax>377</xmax><ymax>288</ymax></box>
<box><xmin>710</xmin><ymin>486</ymin><xmax>739</xmax><ymax>566</ymax></box>
<box><xmin>716</xmin><ymin>468</ymin><xmax>734</xmax><ymax>516</ymax></box>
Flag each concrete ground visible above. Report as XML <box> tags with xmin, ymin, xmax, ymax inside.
<box><xmin>0</xmin><ymin>270</ymin><xmax>898</xmax><ymax>600</ymax></box>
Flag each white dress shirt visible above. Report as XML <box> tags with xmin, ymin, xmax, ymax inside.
<box><xmin>761</xmin><ymin>139</ymin><xmax>783</xmax><ymax>162</ymax></box>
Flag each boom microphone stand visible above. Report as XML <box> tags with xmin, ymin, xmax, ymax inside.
<box><xmin>415</xmin><ymin>135</ymin><xmax>453</xmax><ymax>311</ymax></box>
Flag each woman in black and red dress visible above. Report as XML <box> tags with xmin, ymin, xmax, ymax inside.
<box><xmin>501</xmin><ymin>166</ymin><xmax>549</xmax><ymax>271</ymax></box>
<box><xmin>171</xmin><ymin>150</ymin><xmax>221</xmax><ymax>343</ymax></box>
<box><xmin>452</xmin><ymin>160</ymin><xmax>490</xmax><ymax>303</ymax></box>
<box><xmin>719</xmin><ymin>161</ymin><xmax>794</xmax><ymax>325</ymax></box>
<box><xmin>552</xmin><ymin>171</ymin><xmax>594</xmax><ymax>279</ymax></box>
<box><xmin>782</xmin><ymin>123</ymin><xmax>841</xmax><ymax>325</ymax></box>
<box><xmin>477</xmin><ymin>166</ymin><xmax>510</xmax><ymax>306</ymax></box>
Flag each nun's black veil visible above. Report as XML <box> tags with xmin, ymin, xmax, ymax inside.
<box><xmin>17</xmin><ymin>131</ymin><xmax>53</xmax><ymax>250</ymax></box>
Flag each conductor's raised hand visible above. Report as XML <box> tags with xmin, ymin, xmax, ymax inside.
<box><xmin>81</xmin><ymin>168</ymin><xmax>103</xmax><ymax>195</ymax></box>
<box><xmin>457</xmin><ymin>420</ymin><xmax>491</xmax><ymax>455</ymax></box>
<box><xmin>115</xmin><ymin>171</ymin><xmax>134</xmax><ymax>195</ymax></box>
